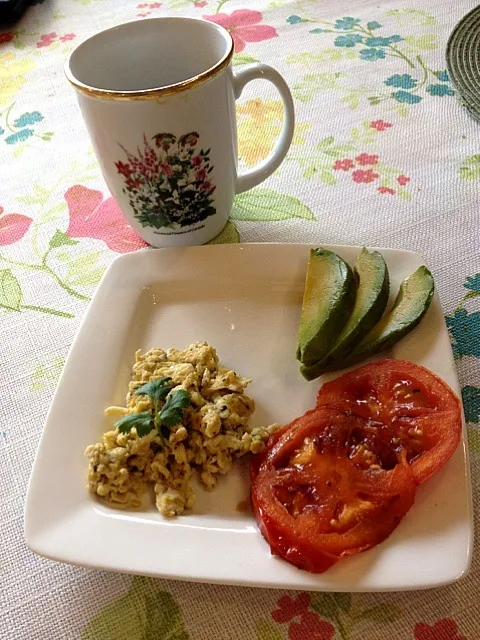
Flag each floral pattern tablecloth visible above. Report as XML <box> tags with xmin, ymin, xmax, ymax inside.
<box><xmin>1</xmin><ymin>1</ymin><xmax>480</xmax><ymax>638</ymax></box>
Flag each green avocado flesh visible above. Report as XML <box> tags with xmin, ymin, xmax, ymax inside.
<box><xmin>343</xmin><ymin>265</ymin><xmax>435</xmax><ymax>365</ymax></box>
<box><xmin>296</xmin><ymin>249</ymin><xmax>355</xmax><ymax>367</ymax></box>
<box><xmin>301</xmin><ymin>248</ymin><xmax>390</xmax><ymax>381</ymax></box>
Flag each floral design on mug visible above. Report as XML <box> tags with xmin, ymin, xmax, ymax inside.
<box><xmin>115</xmin><ymin>132</ymin><xmax>216</xmax><ymax>230</ymax></box>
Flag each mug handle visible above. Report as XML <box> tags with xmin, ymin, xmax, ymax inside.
<box><xmin>233</xmin><ymin>64</ymin><xmax>295</xmax><ymax>194</ymax></box>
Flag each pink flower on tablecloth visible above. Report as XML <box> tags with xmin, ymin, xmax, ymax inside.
<box><xmin>194</xmin><ymin>0</ymin><xmax>207</xmax><ymax>6</ymax></box>
<box><xmin>203</xmin><ymin>9</ymin><xmax>277</xmax><ymax>52</ymax></box>
<box><xmin>356</xmin><ymin>153</ymin><xmax>379</xmax><ymax>166</ymax></box>
<box><xmin>0</xmin><ymin>33</ymin><xmax>14</xmax><ymax>44</ymax></box>
<box><xmin>36</xmin><ymin>32</ymin><xmax>57</xmax><ymax>48</ymax></box>
<box><xmin>0</xmin><ymin>208</ymin><xmax>32</xmax><ymax>245</ymax></box>
<box><xmin>378</xmin><ymin>186</ymin><xmax>395</xmax><ymax>195</ymax></box>
<box><xmin>333</xmin><ymin>158</ymin><xmax>355</xmax><ymax>171</ymax></box>
<box><xmin>64</xmin><ymin>185</ymin><xmax>147</xmax><ymax>253</ymax></box>
<box><xmin>272</xmin><ymin>594</ymin><xmax>311</xmax><ymax>623</ymax></box>
<box><xmin>397</xmin><ymin>174</ymin><xmax>410</xmax><ymax>185</ymax></box>
<box><xmin>289</xmin><ymin>612</ymin><xmax>335</xmax><ymax>640</ymax></box>
<box><xmin>370</xmin><ymin>119</ymin><xmax>392</xmax><ymax>131</ymax></box>
<box><xmin>137</xmin><ymin>1</ymin><xmax>161</xmax><ymax>13</ymax></box>
<box><xmin>352</xmin><ymin>168</ymin><xmax>379</xmax><ymax>183</ymax></box>
<box><xmin>414</xmin><ymin>618</ymin><xmax>466</xmax><ymax>640</ymax></box>
<box><xmin>60</xmin><ymin>33</ymin><xmax>76</xmax><ymax>42</ymax></box>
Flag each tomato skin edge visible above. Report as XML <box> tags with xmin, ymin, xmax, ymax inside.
<box><xmin>251</xmin><ymin>482</ymin><xmax>341</xmax><ymax>574</ymax></box>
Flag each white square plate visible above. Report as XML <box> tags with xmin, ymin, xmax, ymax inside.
<box><xmin>25</xmin><ymin>244</ymin><xmax>473</xmax><ymax>591</ymax></box>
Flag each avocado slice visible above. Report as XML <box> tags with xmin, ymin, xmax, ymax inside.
<box><xmin>297</xmin><ymin>249</ymin><xmax>356</xmax><ymax>366</ymax></box>
<box><xmin>300</xmin><ymin>248</ymin><xmax>390</xmax><ymax>381</ymax></box>
<box><xmin>343</xmin><ymin>265</ymin><xmax>434</xmax><ymax>366</ymax></box>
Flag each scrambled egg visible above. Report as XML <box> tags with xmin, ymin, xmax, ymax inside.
<box><xmin>85</xmin><ymin>342</ymin><xmax>278</xmax><ymax>517</ymax></box>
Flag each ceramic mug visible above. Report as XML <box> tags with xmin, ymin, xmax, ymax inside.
<box><xmin>65</xmin><ymin>17</ymin><xmax>295</xmax><ymax>247</ymax></box>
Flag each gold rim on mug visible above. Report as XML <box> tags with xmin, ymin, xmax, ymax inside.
<box><xmin>65</xmin><ymin>20</ymin><xmax>235</xmax><ymax>101</ymax></box>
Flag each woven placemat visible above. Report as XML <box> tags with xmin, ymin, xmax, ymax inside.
<box><xmin>446</xmin><ymin>4</ymin><xmax>480</xmax><ymax>122</ymax></box>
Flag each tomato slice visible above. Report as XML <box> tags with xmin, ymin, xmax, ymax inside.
<box><xmin>316</xmin><ymin>360</ymin><xmax>462</xmax><ymax>484</ymax></box>
<box><xmin>251</xmin><ymin>407</ymin><xmax>416</xmax><ymax>573</ymax></box>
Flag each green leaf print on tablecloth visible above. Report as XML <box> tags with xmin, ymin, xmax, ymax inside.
<box><xmin>233</xmin><ymin>53</ymin><xmax>259</xmax><ymax>66</ymax></box>
<box><xmin>467</xmin><ymin>425</ymin><xmax>480</xmax><ymax>453</ymax></box>
<box><xmin>56</xmin><ymin>250</ymin><xmax>106</xmax><ymax>287</ymax></box>
<box><xmin>287</xmin><ymin>50</ymin><xmax>357</xmax><ymax>64</ymax></box>
<box><xmin>82</xmin><ymin>576</ymin><xmax>190</xmax><ymax>640</ymax></box>
<box><xmin>31</xmin><ymin>357</ymin><xmax>65</xmax><ymax>391</ymax></box>
<box><xmin>311</xmin><ymin>592</ymin><xmax>352</xmax><ymax>620</ymax></box>
<box><xmin>293</xmin><ymin>72</ymin><xmax>347</xmax><ymax>102</ymax></box>
<box><xmin>0</xmin><ymin>268</ymin><xmax>22</xmax><ymax>310</ymax></box>
<box><xmin>207</xmin><ymin>220</ymin><xmax>240</xmax><ymax>243</ymax></box>
<box><xmin>459</xmin><ymin>154</ymin><xmax>480</xmax><ymax>181</ymax></box>
<box><xmin>385</xmin><ymin>9</ymin><xmax>436</xmax><ymax>27</ymax></box>
<box><xmin>403</xmin><ymin>34</ymin><xmax>438</xmax><ymax>51</ymax></box>
<box><xmin>357</xmin><ymin>604</ymin><xmax>403</xmax><ymax>623</ymax></box>
<box><xmin>255</xmin><ymin>619</ymin><xmax>284</xmax><ymax>640</ymax></box>
<box><xmin>49</xmin><ymin>229</ymin><xmax>78</xmax><ymax>248</ymax></box>
<box><xmin>0</xmin><ymin>268</ymin><xmax>74</xmax><ymax>317</ymax></box>
<box><xmin>231</xmin><ymin>189</ymin><xmax>315</xmax><ymax>221</ymax></box>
